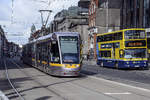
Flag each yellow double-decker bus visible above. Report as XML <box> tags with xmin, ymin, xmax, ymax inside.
<box><xmin>96</xmin><ymin>28</ymin><xmax>148</xmax><ymax>69</ymax></box>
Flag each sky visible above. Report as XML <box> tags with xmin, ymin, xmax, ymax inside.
<box><xmin>0</xmin><ymin>0</ymin><xmax>79</xmax><ymax>45</ymax></box>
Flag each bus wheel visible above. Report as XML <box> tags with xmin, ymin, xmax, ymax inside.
<box><xmin>46</xmin><ymin>67</ymin><xmax>50</xmax><ymax>74</ymax></box>
<box><xmin>115</xmin><ymin>62</ymin><xmax>118</xmax><ymax>69</ymax></box>
<box><xmin>100</xmin><ymin>62</ymin><xmax>103</xmax><ymax>67</ymax></box>
<box><xmin>44</xmin><ymin>66</ymin><xmax>47</xmax><ymax>73</ymax></box>
<box><xmin>144</xmin><ymin>67</ymin><xmax>149</xmax><ymax>70</ymax></box>
<box><xmin>45</xmin><ymin>66</ymin><xmax>48</xmax><ymax>73</ymax></box>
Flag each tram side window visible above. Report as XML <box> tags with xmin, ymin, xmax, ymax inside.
<box><xmin>47</xmin><ymin>43</ymin><xmax>51</xmax><ymax>62</ymax></box>
<box><xmin>43</xmin><ymin>42</ymin><xmax>49</xmax><ymax>61</ymax></box>
<box><xmin>50</xmin><ymin>41</ymin><xmax>60</xmax><ymax>63</ymax></box>
<box><xmin>100</xmin><ymin>51</ymin><xmax>111</xmax><ymax>58</ymax></box>
<box><xmin>31</xmin><ymin>44</ymin><xmax>36</xmax><ymax>58</ymax></box>
<box><xmin>38</xmin><ymin>44</ymin><xmax>42</xmax><ymax>61</ymax></box>
<box><xmin>41</xmin><ymin>43</ymin><xmax>46</xmax><ymax>61</ymax></box>
<box><xmin>40</xmin><ymin>46</ymin><xmax>43</xmax><ymax>61</ymax></box>
<box><xmin>31</xmin><ymin>44</ymin><xmax>34</xmax><ymax>58</ymax></box>
<box><xmin>27</xmin><ymin>45</ymin><xmax>32</xmax><ymax>58</ymax></box>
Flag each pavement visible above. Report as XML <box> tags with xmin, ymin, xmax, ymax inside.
<box><xmin>1</xmin><ymin>57</ymin><xmax>150</xmax><ymax>100</ymax></box>
<box><xmin>82</xmin><ymin>59</ymin><xmax>97</xmax><ymax>66</ymax></box>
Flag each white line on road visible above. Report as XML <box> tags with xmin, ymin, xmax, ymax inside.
<box><xmin>0</xmin><ymin>91</ymin><xmax>9</xmax><ymax>100</ymax></box>
<box><xmin>104</xmin><ymin>92</ymin><xmax>131</xmax><ymax>95</ymax></box>
<box><xmin>82</xmin><ymin>74</ymin><xmax>150</xmax><ymax>93</ymax></box>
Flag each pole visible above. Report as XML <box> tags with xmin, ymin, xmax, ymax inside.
<box><xmin>106</xmin><ymin>0</ymin><xmax>109</xmax><ymax>32</ymax></box>
<box><xmin>39</xmin><ymin>10</ymin><xmax>52</xmax><ymax>28</ymax></box>
<box><xmin>11</xmin><ymin>0</ymin><xmax>14</xmax><ymax>24</ymax></box>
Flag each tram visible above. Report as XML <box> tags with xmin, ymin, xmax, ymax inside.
<box><xmin>96</xmin><ymin>28</ymin><xmax>148</xmax><ymax>69</ymax></box>
<box><xmin>22</xmin><ymin>32</ymin><xmax>82</xmax><ymax>76</ymax></box>
<box><xmin>147</xmin><ymin>31</ymin><xmax>150</xmax><ymax>64</ymax></box>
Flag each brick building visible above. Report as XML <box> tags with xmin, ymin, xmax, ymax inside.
<box><xmin>88</xmin><ymin>0</ymin><xmax>122</xmax><ymax>59</ymax></box>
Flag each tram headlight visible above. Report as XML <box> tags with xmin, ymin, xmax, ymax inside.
<box><xmin>76</xmin><ymin>65</ymin><xmax>80</xmax><ymax>67</ymax></box>
<box><xmin>63</xmin><ymin>64</ymin><xmax>67</xmax><ymax>67</ymax></box>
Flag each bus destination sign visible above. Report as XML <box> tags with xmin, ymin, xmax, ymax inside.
<box><xmin>125</xmin><ymin>40</ymin><xmax>146</xmax><ymax>47</ymax></box>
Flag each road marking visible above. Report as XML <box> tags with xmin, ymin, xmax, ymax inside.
<box><xmin>104</xmin><ymin>92</ymin><xmax>131</xmax><ymax>95</ymax></box>
<box><xmin>82</xmin><ymin>74</ymin><xmax>150</xmax><ymax>93</ymax></box>
<box><xmin>0</xmin><ymin>91</ymin><xmax>9</xmax><ymax>100</ymax></box>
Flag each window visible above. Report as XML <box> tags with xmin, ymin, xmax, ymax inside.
<box><xmin>124</xmin><ymin>49</ymin><xmax>146</xmax><ymax>58</ymax></box>
<box><xmin>50</xmin><ymin>41</ymin><xmax>60</xmax><ymax>63</ymax></box>
<box><xmin>115</xmin><ymin>42</ymin><xmax>120</xmax><ymax>48</ymax></box>
<box><xmin>125</xmin><ymin>30</ymin><xmax>145</xmax><ymax>39</ymax></box>
<box><xmin>97</xmin><ymin>32</ymin><xmax>123</xmax><ymax>42</ymax></box>
<box><xmin>114</xmin><ymin>32</ymin><xmax>123</xmax><ymax>40</ymax></box>
<box><xmin>101</xmin><ymin>43</ymin><xmax>112</xmax><ymax>49</ymax></box>
<box><xmin>101</xmin><ymin>42</ymin><xmax>120</xmax><ymax>49</ymax></box>
<box><xmin>100</xmin><ymin>51</ymin><xmax>111</xmax><ymax>58</ymax></box>
<box><xmin>59</xmin><ymin>36</ymin><xmax>79</xmax><ymax>64</ymax></box>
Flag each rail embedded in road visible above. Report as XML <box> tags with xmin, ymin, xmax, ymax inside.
<box><xmin>4</xmin><ymin>60</ymin><xmax>25</xmax><ymax>100</ymax></box>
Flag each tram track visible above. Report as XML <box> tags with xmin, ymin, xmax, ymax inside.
<box><xmin>10</xmin><ymin>59</ymin><xmax>68</xmax><ymax>100</ymax></box>
<box><xmin>4</xmin><ymin>59</ymin><xmax>25</xmax><ymax>100</ymax></box>
<box><xmin>12</xmin><ymin>59</ymin><xmax>119</xmax><ymax>100</ymax></box>
<box><xmin>12</xmin><ymin>58</ymin><xmax>150</xmax><ymax>100</ymax></box>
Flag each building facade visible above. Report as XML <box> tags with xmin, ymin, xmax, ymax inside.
<box><xmin>54</xmin><ymin>6</ymin><xmax>89</xmax><ymax>55</ymax></box>
<box><xmin>28</xmin><ymin>0</ymin><xmax>90</xmax><ymax>55</ymax></box>
<box><xmin>68</xmin><ymin>19</ymin><xmax>89</xmax><ymax>55</ymax></box>
<box><xmin>121</xmin><ymin>0</ymin><xmax>150</xmax><ymax>29</ymax></box>
<box><xmin>121</xmin><ymin>0</ymin><xmax>144</xmax><ymax>29</ymax></box>
<box><xmin>88</xmin><ymin>0</ymin><xmax>122</xmax><ymax>59</ymax></box>
<box><xmin>78</xmin><ymin>0</ymin><xmax>90</xmax><ymax>9</ymax></box>
<box><xmin>0</xmin><ymin>25</ymin><xmax>9</xmax><ymax>58</ymax></box>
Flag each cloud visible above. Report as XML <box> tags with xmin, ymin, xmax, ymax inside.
<box><xmin>0</xmin><ymin>0</ymin><xmax>79</xmax><ymax>45</ymax></box>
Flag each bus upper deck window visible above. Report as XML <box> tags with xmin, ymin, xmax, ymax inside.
<box><xmin>125</xmin><ymin>30</ymin><xmax>145</xmax><ymax>39</ymax></box>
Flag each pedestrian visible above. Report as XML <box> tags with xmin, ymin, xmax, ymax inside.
<box><xmin>87</xmin><ymin>53</ymin><xmax>89</xmax><ymax>61</ymax></box>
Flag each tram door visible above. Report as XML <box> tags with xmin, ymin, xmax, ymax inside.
<box><xmin>50</xmin><ymin>41</ymin><xmax>60</xmax><ymax>63</ymax></box>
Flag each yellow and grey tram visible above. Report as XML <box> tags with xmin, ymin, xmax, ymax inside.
<box><xmin>22</xmin><ymin>32</ymin><xmax>82</xmax><ymax>76</ymax></box>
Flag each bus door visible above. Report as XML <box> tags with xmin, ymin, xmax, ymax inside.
<box><xmin>112</xmin><ymin>43</ymin><xmax>120</xmax><ymax>59</ymax></box>
<box><xmin>112</xmin><ymin>43</ymin><xmax>116</xmax><ymax>59</ymax></box>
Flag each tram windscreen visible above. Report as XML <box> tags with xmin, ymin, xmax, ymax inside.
<box><xmin>59</xmin><ymin>36</ymin><xmax>79</xmax><ymax>64</ymax></box>
<box><xmin>125</xmin><ymin>30</ymin><xmax>145</xmax><ymax>39</ymax></box>
<box><xmin>124</xmin><ymin>49</ymin><xmax>146</xmax><ymax>59</ymax></box>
